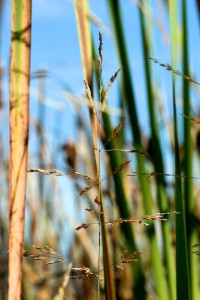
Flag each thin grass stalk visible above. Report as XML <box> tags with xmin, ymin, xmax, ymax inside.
<box><xmin>182</xmin><ymin>0</ymin><xmax>199</xmax><ymax>298</ymax></box>
<box><xmin>169</xmin><ymin>0</ymin><xmax>191</xmax><ymax>298</ymax></box>
<box><xmin>9</xmin><ymin>1</ymin><xmax>32</xmax><ymax>299</ymax></box>
<box><xmin>74</xmin><ymin>2</ymin><xmax>115</xmax><ymax>299</ymax></box>
<box><xmin>108</xmin><ymin>1</ymin><xmax>168</xmax><ymax>298</ymax></box>
<box><xmin>96</xmin><ymin>47</ymin><xmax>116</xmax><ymax>300</ymax></box>
<box><xmin>139</xmin><ymin>2</ymin><xmax>176</xmax><ymax>299</ymax></box>
<box><xmin>92</xmin><ymin>39</ymin><xmax>147</xmax><ymax>298</ymax></box>
<box><xmin>99</xmin><ymin>187</ymin><xmax>116</xmax><ymax>300</ymax></box>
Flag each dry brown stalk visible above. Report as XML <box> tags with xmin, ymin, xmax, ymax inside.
<box><xmin>74</xmin><ymin>0</ymin><xmax>99</xmax><ymax>173</ymax></box>
<box><xmin>74</xmin><ymin>0</ymin><xmax>92</xmax><ymax>83</ymax></box>
<box><xmin>9</xmin><ymin>1</ymin><xmax>32</xmax><ymax>299</ymax></box>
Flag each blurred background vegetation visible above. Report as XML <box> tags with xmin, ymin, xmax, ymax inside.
<box><xmin>1</xmin><ymin>0</ymin><xmax>200</xmax><ymax>299</ymax></box>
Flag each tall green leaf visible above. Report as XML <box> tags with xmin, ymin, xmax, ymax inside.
<box><xmin>182</xmin><ymin>0</ymin><xmax>199</xmax><ymax>298</ymax></box>
<box><xmin>108</xmin><ymin>0</ymin><xmax>168</xmax><ymax>299</ymax></box>
<box><xmin>139</xmin><ymin>1</ymin><xmax>176</xmax><ymax>299</ymax></box>
<box><xmin>169</xmin><ymin>0</ymin><xmax>191</xmax><ymax>298</ymax></box>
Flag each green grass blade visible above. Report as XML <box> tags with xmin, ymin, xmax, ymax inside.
<box><xmin>169</xmin><ymin>0</ymin><xmax>191</xmax><ymax>298</ymax></box>
<box><xmin>139</xmin><ymin>2</ymin><xmax>176</xmax><ymax>299</ymax></box>
<box><xmin>182</xmin><ymin>0</ymin><xmax>199</xmax><ymax>298</ymax></box>
<box><xmin>108</xmin><ymin>1</ymin><xmax>168</xmax><ymax>299</ymax></box>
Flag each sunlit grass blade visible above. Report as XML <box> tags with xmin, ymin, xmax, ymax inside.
<box><xmin>139</xmin><ymin>1</ymin><xmax>176</xmax><ymax>298</ymax></box>
<box><xmin>74</xmin><ymin>0</ymin><xmax>99</xmax><ymax>169</ymax></box>
<box><xmin>9</xmin><ymin>0</ymin><xmax>32</xmax><ymax>299</ymax></box>
<box><xmin>182</xmin><ymin>0</ymin><xmax>199</xmax><ymax>298</ymax></box>
<box><xmin>169</xmin><ymin>0</ymin><xmax>191</xmax><ymax>298</ymax></box>
<box><xmin>74</xmin><ymin>0</ymin><xmax>92</xmax><ymax>85</ymax></box>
